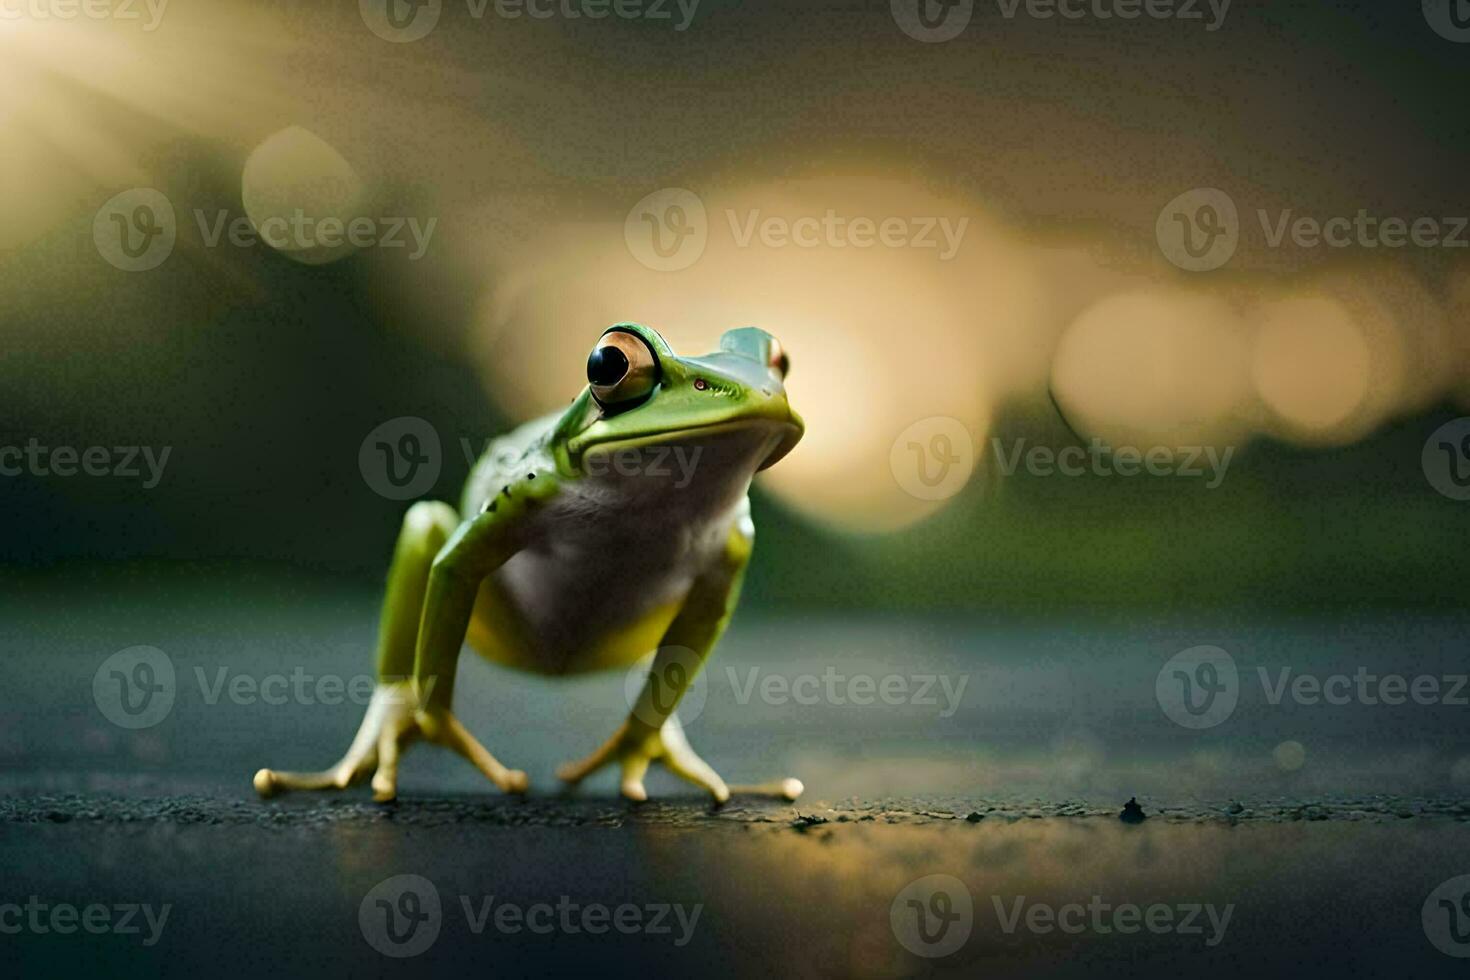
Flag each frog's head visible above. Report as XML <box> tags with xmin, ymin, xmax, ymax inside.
<box><xmin>551</xmin><ymin>323</ymin><xmax>803</xmax><ymax>482</ymax></box>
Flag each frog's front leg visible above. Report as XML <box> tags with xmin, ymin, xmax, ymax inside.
<box><xmin>556</xmin><ymin>521</ymin><xmax>804</xmax><ymax>804</ymax></box>
<box><xmin>255</xmin><ymin>480</ymin><xmax>544</xmax><ymax>802</ymax></box>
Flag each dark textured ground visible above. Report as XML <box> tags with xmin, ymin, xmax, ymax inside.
<box><xmin>6</xmin><ymin>791</ymin><xmax>1470</xmax><ymax>827</ymax></box>
<box><xmin>3</xmin><ymin>570</ymin><xmax>1469</xmax><ymax>977</ymax></box>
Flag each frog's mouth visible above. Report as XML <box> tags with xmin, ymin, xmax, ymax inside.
<box><xmin>570</xmin><ymin>417</ymin><xmax>802</xmax><ymax>475</ymax></box>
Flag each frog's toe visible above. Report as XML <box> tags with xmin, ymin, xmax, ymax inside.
<box><xmin>658</xmin><ymin>725</ymin><xmax>730</xmax><ymax>803</ymax></box>
<box><xmin>619</xmin><ymin>755</ymin><xmax>651</xmax><ymax>803</ymax></box>
<box><xmin>253</xmin><ymin>754</ymin><xmax>373</xmax><ymax>799</ymax></box>
<box><xmin>727</xmin><ymin>778</ymin><xmax>805</xmax><ymax>801</ymax></box>
<box><xmin>253</xmin><ymin>768</ymin><xmax>281</xmax><ymax>798</ymax></box>
<box><xmin>251</xmin><ymin>763</ymin><xmax>365</xmax><ymax>798</ymax></box>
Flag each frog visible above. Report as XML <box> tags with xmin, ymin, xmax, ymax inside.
<box><xmin>254</xmin><ymin>323</ymin><xmax>805</xmax><ymax>804</ymax></box>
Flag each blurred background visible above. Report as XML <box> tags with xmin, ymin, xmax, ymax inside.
<box><xmin>1</xmin><ymin>0</ymin><xmax>1467</xmax><ymax>614</ymax></box>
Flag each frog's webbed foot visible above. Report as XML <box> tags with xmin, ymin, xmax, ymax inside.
<box><xmin>556</xmin><ymin>713</ymin><xmax>803</xmax><ymax>804</ymax></box>
<box><xmin>254</xmin><ymin>682</ymin><xmax>528</xmax><ymax>803</ymax></box>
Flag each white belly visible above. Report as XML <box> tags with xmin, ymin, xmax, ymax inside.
<box><xmin>478</xmin><ymin>474</ymin><xmax>748</xmax><ymax>673</ymax></box>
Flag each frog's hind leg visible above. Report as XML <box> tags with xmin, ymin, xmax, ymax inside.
<box><xmin>556</xmin><ymin>521</ymin><xmax>804</xmax><ymax>804</ymax></box>
<box><xmin>255</xmin><ymin>501</ymin><xmax>450</xmax><ymax>798</ymax></box>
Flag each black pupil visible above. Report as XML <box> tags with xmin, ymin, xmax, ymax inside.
<box><xmin>587</xmin><ymin>345</ymin><xmax>629</xmax><ymax>386</ymax></box>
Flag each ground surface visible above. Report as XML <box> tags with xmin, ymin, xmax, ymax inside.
<box><xmin>2</xmin><ymin>569</ymin><xmax>1469</xmax><ymax>977</ymax></box>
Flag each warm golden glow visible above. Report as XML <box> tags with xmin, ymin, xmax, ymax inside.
<box><xmin>1051</xmin><ymin>291</ymin><xmax>1251</xmax><ymax>451</ymax></box>
<box><xmin>0</xmin><ymin>7</ymin><xmax>296</xmax><ymax>252</ymax></box>
<box><xmin>471</xmin><ymin>177</ymin><xmax>1031</xmax><ymax>533</ymax></box>
<box><xmin>1250</xmin><ymin>294</ymin><xmax>1373</xmax><ymax>442</ymax></box>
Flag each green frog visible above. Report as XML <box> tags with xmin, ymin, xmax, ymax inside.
<box><xmin>255</xmin><ymin>323</ymin><xmax>805</xmax><ymax>804</ymax></box>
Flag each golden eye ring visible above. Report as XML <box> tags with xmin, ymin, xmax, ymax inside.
<box><xmin>587</xmin><ymin>330</ymin><xmax>659</xmax><ymax>407</ymax></box>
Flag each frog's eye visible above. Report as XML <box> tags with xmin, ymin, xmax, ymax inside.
<box><xmin>768</xmin><ymin>337</ymin><xmax>790</xmax><ymax>379</ymax></box>
<box><xmin>587</xmin><ymin>330</ymin><xmax>659</xmax><ymax>407</ymax></box>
